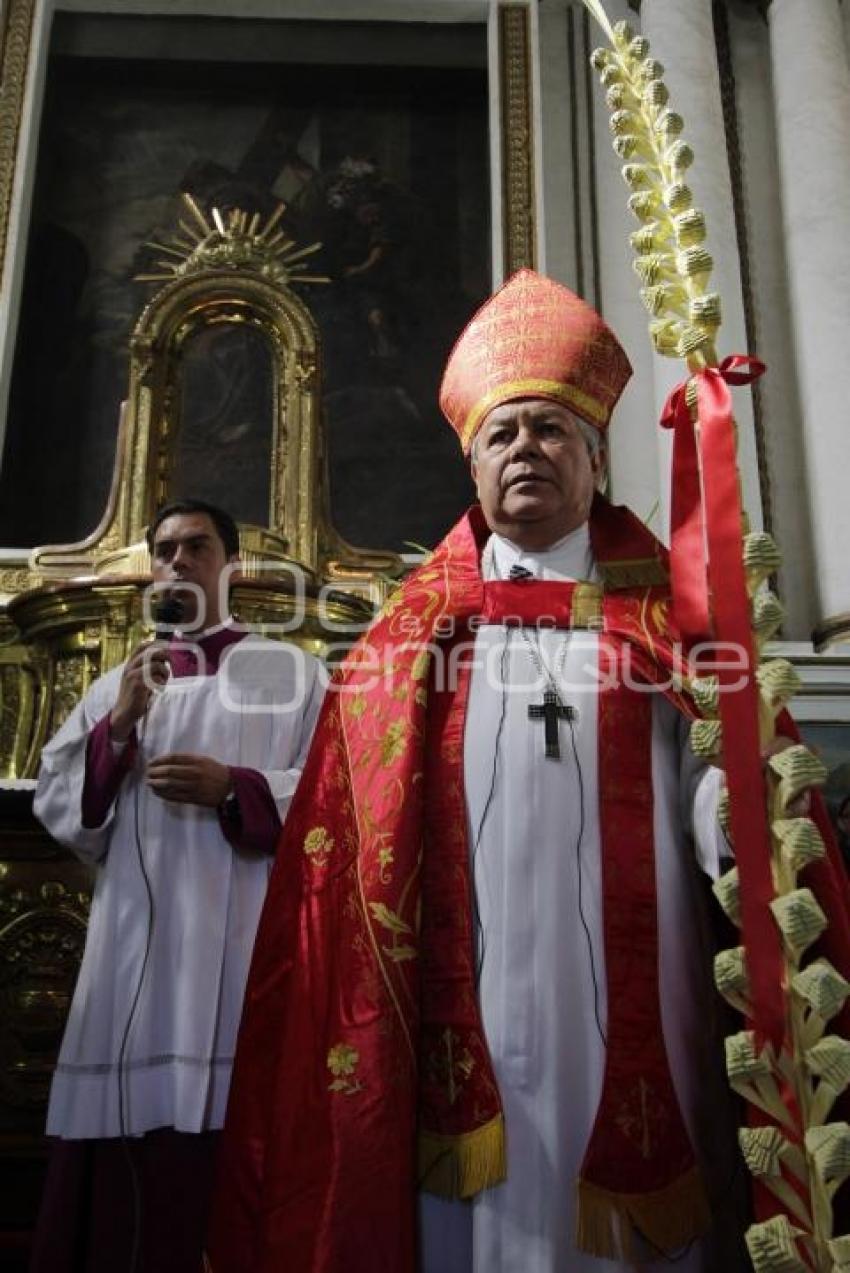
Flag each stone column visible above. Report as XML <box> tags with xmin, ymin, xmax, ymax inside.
<box><xmin>768</xmin><ymin>0</ymin><xmax>850</xmax><ymax>646</ymax></box>
<box><xmin>640</xmin><ymin>0</ymin><xmax>763</xmax><ymax>540</ymax></box>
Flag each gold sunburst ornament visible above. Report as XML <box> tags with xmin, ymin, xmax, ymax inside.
<box><xmin>579</xmin><ymin>3</ymin><xmax>850</xmax><ymax>1270</ymax></box>
<box><xmin>135</xmin><ymin>192</ymin><xmax>329</xmax><ymax>286</ymax></box>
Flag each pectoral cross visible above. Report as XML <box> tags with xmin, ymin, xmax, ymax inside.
<box><xmin>528</xmin><ymin>689</ymin><xmax>575</xmax><ymax>760</ymax></box>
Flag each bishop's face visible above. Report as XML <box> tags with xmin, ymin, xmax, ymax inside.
<box><xmin>471</xmin><ymin>399</ymin><xmax>606</xmax><ymax>550</ymax></box>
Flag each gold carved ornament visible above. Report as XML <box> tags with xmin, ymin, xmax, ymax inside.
<box><xmin>2</xmin><ymin>194</ymin><xmax>401</xmax><ymax>777</ymax></box>
<box><xmin>0</xmin><ymin>0</ymin><xmax>37</xmax><ymax>290</ymax></box>
<box><xmin>0</xmin><ymin>872</ymin><xmax>92</xmax><ymax>1110</ymax></box>
<box><xmin>498</xmin><ymin>5</ymin><xmax>536</xmax><ymax>274</ymax></box>
<box><xmin>135</xmin><ymin>194</ymin><xmax>328</xmax><ymax>288</ymax></box>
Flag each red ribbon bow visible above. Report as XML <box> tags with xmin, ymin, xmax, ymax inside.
<box><xmin>661</xmin><ymin>355</ymin><xmax>784</xmax><ymax>1049</ymax></box>
<box><xmin>660</xmin><ymin>355</ymin><xmax>766</xmax><ymax>646</ymax></box>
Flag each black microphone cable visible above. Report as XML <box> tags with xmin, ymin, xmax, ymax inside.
<box><xmin>565</xmin><ymin>712</ymin><xmax>607</xmax><ymax>1051</ymax></box>
<box><xmin>470</xmin><ymin>632</ymin><xmax>511</xmax><ymax>989</ymax></box>
<box><xmin>116</xmin><ymin>594</ymin><xmax>183</xmax><ymax>1273</ymax></box>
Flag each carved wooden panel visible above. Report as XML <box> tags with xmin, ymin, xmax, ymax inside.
<box><xmin>0</xmin><ymin>791</ymin><xmax>92</xmax><ymax>1125</ymax></box>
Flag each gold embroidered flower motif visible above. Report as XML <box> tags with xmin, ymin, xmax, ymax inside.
<box><xmin>369</xmin><ymin>901</ymin><xmax>417</xmax><ymax>963</ymax></box>
<box><xmin>380</xmin><ymin>590</ymin><xmax>405</xmax><ymax>620</ymax></box>
<box><xmin>327</xmin><ymin>1043</ymin><xmax>359</xmax><ymax>1076</ymax></box>
<box><xmin>650</xmin><ymin>599</ymin><xmax>670</xmax><ymax>639</ymax></box>
<box><xmin>347</xmin><ymin>691</ymin><xmax>367</xmax><ymax>719</ymax></box>
<box><xmin>327</xmin><ymin>1042</ymin><xmax>363</xmax><ymax>1095</ymax></box>
<box><xmin>411</xmin><ymin>650</ymin><xmax>430</xmax><ymax>681</ymax></box>
<box><xmin>303</xmin><ymin>826</ymin><xmax>334</xmax><ymax>868</ymax></box>
<box><xmin>380</xmin><ymin>720</ymin><xmax>408</xmax><ymax>767</ymax></box>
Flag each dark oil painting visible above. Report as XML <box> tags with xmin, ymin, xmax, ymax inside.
<box><xmin>0</xmin><ymin>15</ymin><xmax>489</xmax><ymax>552</ymax></box>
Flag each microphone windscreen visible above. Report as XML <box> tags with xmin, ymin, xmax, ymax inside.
<box><xmin>153</xmin><ymin>595</ymin><xmax>184</xmax><ymax>640</ymax></box>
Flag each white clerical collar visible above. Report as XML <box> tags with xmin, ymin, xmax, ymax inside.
<box><xmin>485</xmin><ymin>524</ymin><xmax>598</xmax><ymax>583</ymax></box>
<box><xmin>174</xmin><ymin>615</ymin><xmax>237</xmax><ymax>641</ymax></box>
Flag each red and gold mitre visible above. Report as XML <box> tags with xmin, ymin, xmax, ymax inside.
<box><xmin>439</xmin><ymin>269</ymin><xmax>632</xmax><ymax>453</ymax></box>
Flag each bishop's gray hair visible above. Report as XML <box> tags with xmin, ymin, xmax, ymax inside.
<box><xmin>576</xmin><ymin>416</ymin><xmax>604</xmax><ymax>456</ymax></box>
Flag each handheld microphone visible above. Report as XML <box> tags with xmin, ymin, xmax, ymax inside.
<box><xmin>148</xmin><ymin>595</ymin><xmax>184</xmax><ymax>695</ymax></box>
<box><xmin>152</xmin><ymin>594</ymin><xmax>184</xmax><ymax>641</ymax></box>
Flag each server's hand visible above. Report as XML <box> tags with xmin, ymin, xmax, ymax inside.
<box><xmin>109</xmin><ymin>642</ymin><xmax>170</xmax><ymax>742</ymax></box>
<box><xmin>146</xmin><ymin>753</ymin><xmax>231</xmax><ymax>808</ymax></box>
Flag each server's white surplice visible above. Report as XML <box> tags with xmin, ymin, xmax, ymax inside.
<box><xmin>34</xmin><ymin>636</ymin><xmax>323</xmax><ymax>1138</ymax></box>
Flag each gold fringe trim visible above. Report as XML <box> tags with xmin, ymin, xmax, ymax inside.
<box><xmin>576</xmin><ymin>1165</ymin><xmax>710</xmax><ymax>1261</ymax></box>
<box><xmin>418</xmin><ymin>1114</ymin><xmax>507</xmax><ymax>1200</ymax></box>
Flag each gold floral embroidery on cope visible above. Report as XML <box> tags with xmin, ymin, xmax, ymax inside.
<box><xmin>380</xmin><ymin>720</ymin><xmax>409</xmax><ymax>767</ymax></box>
<box><xmin>411</xmin><ymin>650</ymin><xmax>430</xmax><ymax>680</ymax></box>
<box><xmin>368</xmin><ymin>901</ymin><xmax>417</xmax><ymax>963</ymax></box>
<box><xmin>376</xmin><ymin>836</ymin><xmax>395</xmax><ymax>882</ymax></box>
<box><xmin>428</xmin><ymin>1027</ymin><xmax>475</xmax><ymax>1107</ymax></box>
<box><xmin>303</xmin><ymin>825</ymin><xmax>334</xmax><ymax>869</ymax></box>
<box><xmin>650</xmin><ymin>598</ymin><xmax>671</xmax><ymax>640</ymax></box>
<box><xmin>346</xmin><ymin>690</ymin><xmax>367</xmax><ymax>720</ymax></box>
<box><xmin>380</xmin><ymin>590</ymin><xmax>405</xmax><ymax>621</ymax></box>
<box><xmin>327</xmin><ymin>1043</ymin><xmax>363</xmax><ymax>1095</ymax></box>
